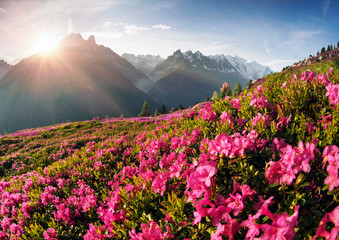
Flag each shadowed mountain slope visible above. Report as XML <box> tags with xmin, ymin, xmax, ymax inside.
<box><xmin>0</xmin><ymin>34</ymin><xmax>158</xmax><ymax>132</ymax></box>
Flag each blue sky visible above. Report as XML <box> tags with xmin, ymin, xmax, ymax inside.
<box><xmin>0</xmin><ymin>0</ymin><xmax>338</xmax><ymax>71</ymax></box>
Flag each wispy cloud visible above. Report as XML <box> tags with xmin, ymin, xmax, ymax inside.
<box><xmin>290</xmin><ymin>30</ymin><xmax>322</xmax><ymax>40</ymax></box>
<box><xmin>285</xmin><ymin>30</ymin><xmax>322</xmax><ymax>51</ymax></box>
<box><xmin>263</xmin><ymin>30</ymin><xmax>322</xmax><ymax>57</ymax></box>
<box><xmin>123</xmin><ymin>24</ymin><xmax>150</xmax><ymax>35</ymax></box>
<box><xmin>152</xmin><ymin>24</ymin><xmax>172</xmax><ymax>30</ymax></box>
<box><xmin>322</xmin><ymin>0</ymin><xmax>331</xmax><ymax>17</ymax></box>
<box><xmin>82</xmin><ymin>21</ymin><xmax>206</xmax><ymax>58</ymax></box>
<box><xmin>91</xmin><ymin>21</ymin><xmax>173</xmax><ymax>37</ymax></box>
<box><xmin>264</xmin><ymin>40</ymin><xmax>271</xmax><ymax>56</ymax></box>
<box><xmin>0</xmin><ymin>8</ymin><xmax>8</xmax><ymax>15</ymax></box>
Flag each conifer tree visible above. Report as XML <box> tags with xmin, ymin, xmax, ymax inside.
<box><xmin>246</xmin><ymin>79</ymin><xmax>253</xmax><ymax>89</ymax></box>
<box><xmin>159</xmin><ymin>104</ymin><xmax>167</xmax><ymax>114</ymax></box>
<box><xmin>232</xmin><ymin>82</ymin><xmax>242</xmax><ymax>96</ymax></box>
<box><xmin>139</xmin><ymin>100</ymin><xmax>150</xmax><ymax>117</ymax></box>
<box><xmin>219</xmin><ymin>82</ymin><xmax>231</xmax><ymax>99</ymax></box>
<box><xmin>321</xmin><ymin>47</ymin><xmax>326</xmax><ymax>53</ymax></box>
<box><xmin>225</xmin><ymin>87</ymin><xmax>232</xmax><ymax>96</ymax></box>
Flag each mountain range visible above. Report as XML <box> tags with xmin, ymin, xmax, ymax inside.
<box><xmin>0</xmin><ymin>33</ymin><xmax>272</xmax><ymax>132</ymax></box>
<box><xmin>0</xmin><ymin>34</ymin><xmax>158</xmax><ymax>132</ymax></box>
<box><xmin>121</xmin><ymin>53</ymin><xmax>164</xmax><ymax>79</ymax></box>
<box><xmin>122</xmin><ymin>50</ymin><xmax>272</xmax><ymax>82</ymax></box>
<box><xmin>122</xmin><ymin>50</ymin><xmax>272</xmax><ymax>107</ymax></box>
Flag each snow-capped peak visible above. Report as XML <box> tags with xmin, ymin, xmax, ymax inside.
<box><xmin>121</xmin><ymin>53</ymin><xmax>164</xmax><ymax>78</ymax></box>
<box><xmin>225</xmin><ymin>55</ymin><xmax>272</xmax><ymax>80</ymax></box>
<box><xmin>124</xmin><ymin>49</ymin><xmax>272</xmax><ymax>82</ymax></box>
<box><xmin>173</xmin><ymin>50</ymin><xmax>273</xmax><ymax>80</ymax></box>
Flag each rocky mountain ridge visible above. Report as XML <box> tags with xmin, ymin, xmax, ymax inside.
<box><xmin>58</xmin><ymin>34</ymin><xmax>153</xmax><ymax>92</ymax></box>
<box><xmin>121</xmin><ymin>53</ymin><xmax>164</xmax><ymax>78</ymax></box>
<box><xmin>123</xmin><ymin>49</ymin><xmax>272</xmax><ymax>82</ymax></box>
<box><xmin>0</xmin><ymin>34</ymin><xmax>159</xmax><ymax>132</ymax></box>
<box><xmin>0</xmin><ymin>60</ymin><xmax>12</xmax><ymax>79</ymax></box>
<box><xmin>288</xmin><ymin>47</ymin><xmax>339</xmax><ymax>71</ymax></box>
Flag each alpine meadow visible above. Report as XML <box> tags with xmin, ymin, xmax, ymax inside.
<box><xmin>1</xmin><ymin>0</ymin><xmax>339</xmax><ymax>239</ymax></box>
<box><xmin>0</xmin><ymin>57</ymin><xmax>338</xmax><ymax>239</ymax></box>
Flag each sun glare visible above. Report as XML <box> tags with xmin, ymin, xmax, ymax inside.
<box><xmin>30</xmin><ymin>33</ymin><xmax>60</xmax><ymax>55</ymax></box>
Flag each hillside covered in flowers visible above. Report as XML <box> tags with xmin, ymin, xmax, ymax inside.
<box><xmin>0</xmin><ymin>61</ymin><xmax>338</xmax><ymax>239</ymax></box>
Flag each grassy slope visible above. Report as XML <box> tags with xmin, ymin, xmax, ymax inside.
<box><xmin>0</xmin><ymin>60</ymin><xmax>338</xmax><ymax>239</ymax></box>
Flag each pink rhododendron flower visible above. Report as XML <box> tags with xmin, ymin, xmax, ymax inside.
<box><xmin>244</xmin><ymin>196</ymin><xmax>299</xmax><ymax>240</ymax></box>
<box><xmin>242</xmin><ymin>214</ymin><xmax>261</xmax><ymax>240</ymax></box>
<box><xmin>317</xmin><ymin>73</ymin><xmax>331</xmax><ymax>85</ymax></box>
<box><xmin>162</xmin><ymin>213</ymin><xmax>175</xmax><ymax>224</ymax></box>
<box><xmin>251</xmin><ymin>113</ymin><xmax>271</xmax><ymax>127</ymax></box>
<box><xmin>1</xmin><ymin>217</ymin><xmax>12</xmax><ymax>231</ymax></box>
<box><xmin>270</xmin><ymin>137</ymin><xmax>287</xmax><ymax>152</ymax></box>
<box><xmin>53</xmin><ymin>202</ymin><xmax>74</xmax><ymax>225</ymax></box>
<box><xmin>266</xmin><ymin>141</ymin><xmax>318</xmax><ymax>185</ymax></box>
<box><xmin>152</xmin><ymin>172</ymin><xmax>169</xmax><ymax>196</ymax></box>
<box><xmin>250</xmin><ymin>94</ymin><xmax>270</xmax><ymax>108</ymax></box>
<box><xmin>40</xmin><ymin>186</ymin><xmax>56</xmax><ymax>206</ymax></box>
<box><xmin>313</xmin><ymin>206</ymin><xmax>339</xmax><ymax>240</ymax></box>
<box><xmin>198</xmin><ymin>103</ymin><xmax>217</xmax><ymax>122</ymax></box>
<box><xmin>306</xmin><ymin>122</ymin><xmax>316</xmax><ymax>134</ymax></box>
<box><xmin>220</xmin><ymin>111</ymin><xmax>233</xmax><ymax>125</ymax></box>
<box><xmin>322</xmin><ymin>145</ymin><xmax>339</xmax><ymax>191</ymax></box>
<box><xmin>320</xmin><ymin>114</ymin><xmax>333</xmax><ymax>130</ymax></box>
<box><xmin>259</xmin><ymin>206</ymin><xmax>299</xmax><ymax>240</ymax></box>
<box><xmin>43</xmin><ymin>228</ymin><xmax>57</xmax><ymax>240</ymax></box>
<box><xmin>192</xmin><ymin>197</ymin><xmax>215</xmax><ymax>225</ymax></box>
<box><xmin>129</xmin><ymin>221</ymin><xmax>174</xmax><ymax>240</ymax></box>
<box><xmin>326</xmin><ymin>83</ymin><xmax>339</xmax><ymax>108</ymax></box>
<box><xmin>236</xmin><ymin>116</ymin><xmax>247</xmax><ymax>126</ymax></box>
<box><xmin>220</xmin><ymin>82</ymin><xmax>230</xmax><ymax>92</ymax></box>
<box><xmin>196</xmin><ymin>163</ymin><xmax>218</xmax><ymax>187</ymax></box>
<box><xmin>185</xmin><ymin>159</ymin><xmax>218</xmax><ymax>202</ymax></box>
<box><xmin>276</xmin><ymin>114</ymin><xmax>291</xmax><ymax>130</ymax></box>
<box><xmin>229</xmin><ymin>97</ymin><xmax>241</xmax><ymax>110</ymax></box>
<box><xmin>84</xmin><ymin>224</ymin><xmax>107</xmax><ymax>240</ymax></box>
<box><xmin>211</xmin><ymin>219</ymin><xmax>240</xmax><ymax>240</ymax></box>
<box><xmin>22</xmin><ymin>178</ymin><xmax>33</xmax><ymax>193</ymax></box>
<box><xmin>9</xmin><ymin>223</ymin><xmax>24</xmax><ymax>239</ymax></box>
<box><xmin>21</xmin><ymin>202</ymin><xmax>31</xmax><ymax>218</ymax></box>
<box><xmin>226</xmin><ymin>193</ymin><xmax>244</xmax><ymax>216</ymax></box>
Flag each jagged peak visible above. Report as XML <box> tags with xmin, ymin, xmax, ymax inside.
<box><xmin>194</xmin><ymin>50</ymin><xmax>202</xmax><ymax>56</ymax></box>
<box><xmin>0</xmin><ymin>59</ymin><xmax>9</xmax><ymax>65</ymax></box>
<box><xmin>173</xmin><ymin>49</ymin><xmax>183</xmax><ymax>55</ymax></box>
<box><xmin>87</xmin><ymin>35</ymin><xmax>96</xmax><ymax>44</ymax></box>
<box><xmin>62</xmin><ymin>33</ymin><xmax>84</xmax><ymax>42</ymax></box>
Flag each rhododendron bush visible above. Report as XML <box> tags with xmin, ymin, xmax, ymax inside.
<box><xmin>0</xmin><ymin>65</ymin><xmax>338</xmax><ymax>239</ymax></box>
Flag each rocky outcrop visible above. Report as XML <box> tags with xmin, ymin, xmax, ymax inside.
<box><xmin>288</xmin><ymin>48</ymin><xmax>339</xmax><ymax>71</ymax></box>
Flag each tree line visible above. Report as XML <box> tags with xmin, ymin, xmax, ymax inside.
<box><xmin>316</xmin><ymin>41</ymin><xmax>339</xmax><ymax>56</ymax></box>
<box><xmin>138</xmin><ymin>80</ymin><xmax>249</xmax><ymax>117</ymax></box>
<box><xmin>138</xmin><ymin>101</ymin><xmax>186</xmax><ymax>117</ymax></box>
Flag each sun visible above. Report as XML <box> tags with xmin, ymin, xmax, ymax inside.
<box><xmin>30</xmin><ymin>33</ymin><xmax>60</xmax><ymax>55</ymax></box>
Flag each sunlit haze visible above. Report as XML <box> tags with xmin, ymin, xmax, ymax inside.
<box><xmin>30</xmin><ymin>33</ymin><xmax>60</xmax><ymax>55</ymax></box>
<box><xmin>0</xmin><ymin>0</ymin><xmax>338</xmax><ymax>71</ymax></box>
